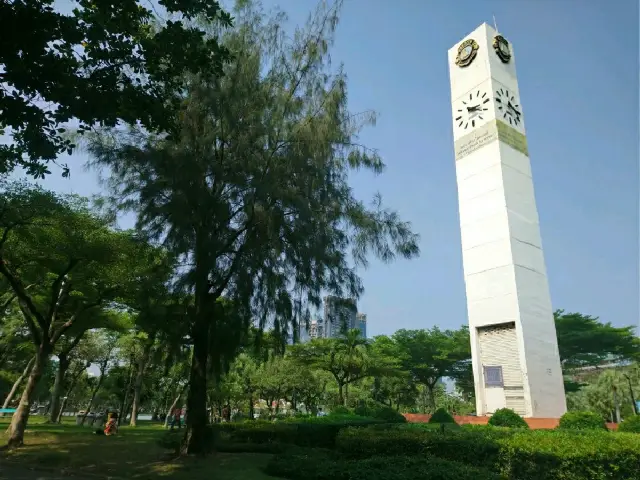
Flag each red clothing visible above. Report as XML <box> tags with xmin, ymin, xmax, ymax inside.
<box><xmin>104</xmin><ymin>418</ymin><xmax>117</xmax><ymax>436</ymax></box>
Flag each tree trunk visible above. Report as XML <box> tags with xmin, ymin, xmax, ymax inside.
<box><xmin>181</xmin><ymin>258</ymin><xmax>212</xmax><ymax>455</ymax></box>
<box><xmin>613</xmin><ymin>386</ymin><xmax>621</xmax><ymax>424</ymax></box>
<box><xmin>337</xmin><ymin>382</ymin><xmax>345</xmax><ymax>406</ymax></box>
<box><xmin>130</xmin><ymin>332</ymin><xmax>156</xmax><ymax>427</ymax></box>
<box><xmin>118</xmin><ymin>359</ymin><xmax>136</xmax><ymax>426</ymax></box>
<box><xmin>165</xmin><ymin>384</ymin><xmax>188</xmax><ymax>428</ymax></box>
<box><xmin>1</xmin><ymin>356</ymin><xmax>35</xmax><ymax>415</ymax></box>
<box><xmin>6</xmin><ymin>345</ymin><xmax>49</xmax><ymax>448</ymax></box>
<box><xmin>248</xmin><ymin>393</ymin><xmax>254</xmax><ymax>420</ymax></box>
<box><xmin>426</xmin><ymin>383</ymin><xmax>437</xmax><ymax>412</ymax></box>
<box><xmin>48</xmin><ymin>354</ymin><xmax>69</xmax><ymax>423</ymax></box>
<box><xmin>624</xmin><ymin>374</ymin><xmax>638</xmax><ymax>415</ymax></box>
<box><xmin>80</xmin><ymin>360</ymin><xmax>108</xmax><ymax>426</ymax></box>
<box><xmin>182</xmin><ymin>319</ymin><xmax>210</xmax><ymax>453</ymax></box>
<box><xmin>55</xmin><ymin>364</ymin><xmax>87</xmax><ymax>424</ymax></box>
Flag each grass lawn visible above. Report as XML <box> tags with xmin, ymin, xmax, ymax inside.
<box><xmin>0</xmin><ymin>416</ymin><xmax>281</xmax><ymax>479</ymax></box>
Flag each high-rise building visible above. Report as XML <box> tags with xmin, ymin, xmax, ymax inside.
<box><xmin>298</xmin><ymin>318</ymin><xmax>323</xmax><ymax>343</ymax></box>
<box><xmin>323</xmin><ymin>296</ymin><xmax>357</xmax><ymax>338</ymax></box>
<box><xmin>448</xmin><ymin>23</ymin><xmax>565</xmax><ymax>418</ymax></box>
<box><xmin>356</xmin><ymin>313</ymin><xmax>367</xmax><ymax>339</ymax></box>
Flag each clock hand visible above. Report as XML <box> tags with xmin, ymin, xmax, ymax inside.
<box><xmin>507</xmin><ymin>102</ymin><xmax>521</xmax><ymax>115</ymax></box>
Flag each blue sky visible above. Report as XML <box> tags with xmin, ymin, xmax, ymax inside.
<box><xmin>32</xmin><ymin>0</ymin><xmax>639</xmax><ymax>337</ymax></box>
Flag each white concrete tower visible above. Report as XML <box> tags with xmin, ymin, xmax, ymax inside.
<box><xmin>448</xmin><ymin>23</ymin><xmax>566</xmax><ymax>418</ymax></box>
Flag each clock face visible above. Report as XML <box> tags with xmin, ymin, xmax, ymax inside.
<box><xmin>454</xmin><ymin>89</ymin><xmax>491</xmax><ymax>131</ymax></box>
<box><xmin>460</xmin><ymin>45</ymin><xmax>473</xmax><ymax>61</ymax></box>
<box><xmin>455</xmin><ymin>39</ymin><xmax>479</xmax><ymax>67</ymax></box>
<box><xmin>494</xmin><ymin>87</ymin><xmax>522</xmax><ymax>127</ymax></box>
<box><xmin>492</xmin><ymin>35</ymin><xmax>511</xmax><ymax>63</ymax></box>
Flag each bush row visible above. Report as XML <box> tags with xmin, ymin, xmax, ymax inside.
<box><xmin>265</xmin><ymin>447</ymin><xmax>501</xmax><ymax>480</ymax></box>
<box><xmin>219</xmin><ymin>416</ymin><xmax>384</xmax><ymax>448</ymax></box>
<box><xmin>335</xmin><ymin>426</ymin><xmax>640</xmax><ymax>480</ymax></box>
<box><xmin>618</xmin><ymin>415</ymin><xmax>640</xmax><ymax>433</ymax></box>
<box><xmin>151</xmin><ymin>415</ymin><xmax>383</xmax><ymax>451</ymax></box>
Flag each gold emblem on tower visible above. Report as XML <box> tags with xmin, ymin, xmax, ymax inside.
<box><xmin>493</xmin><ymin>35</ymin><xmax>511</xmax><ymax>63</ymax></box>
<box><xmin>455</xmin><ymin>39</ymin><xmax>479</xmax><ymax>68</ymax></box>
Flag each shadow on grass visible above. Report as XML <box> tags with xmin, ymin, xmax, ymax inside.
<box><xmin>0</xmin><ymin>419</ymin><xmax>279</xmax><ymax>479</ymax></box>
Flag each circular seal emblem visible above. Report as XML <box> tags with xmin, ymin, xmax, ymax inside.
<box><xmin>455</xmin><ymin>38</ymin><xmax>479</xmax><ymax>68</ymax></box>
<box><xmin>493</xmin><ymin>35</ymin><xmax>511</xmax><ymax>63</ymax></box>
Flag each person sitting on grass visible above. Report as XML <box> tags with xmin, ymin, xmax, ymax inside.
<box><xmin>104</xmin><ymin>412</ymin><xmax>118</xmax><ymax>436</ymax></box>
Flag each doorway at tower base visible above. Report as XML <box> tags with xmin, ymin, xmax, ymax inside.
<box><xmin>475</xmin><ymin>322</ymin><xmax>526</xmax><ymax>416</ymax></box>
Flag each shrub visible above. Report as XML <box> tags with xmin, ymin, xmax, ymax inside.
<box><xmin>353</xmin><ymin>404</ymin><xmax>407</xmax><ymax>423</ymax></box>
<box><xmin>336</xmin><ymin>425</ymin><xmax>508</xmax><ymax>469</ymax></box>
<box><xmin>499</xmin><ymin>430</ymin><xmax>640</xmax><ymax>480</ymax></box>
<box><xmin>266</xmin><ymin>448</ymin><xmax>501</xmax><ymax>480</ymax></box>
<box><xmin>405</xmin><ymin>422</ymin><xmax>460</xmax><ymax>432</ymax></box>
<box><xmin>335</xmin><ymin>424</ymin><xmax>640</xmax><ymax>479</ymax></box>
<box><xmin>330</xmin><ymin>405</ymin><xmax>352</xmax><ymax>415</ymax></box>
<box><xmin>428</xmin><ymin>408</ymin><xmax>456</xmax><ymax>424</ymax></box>
<box><xmin>488</xmin><ymin>408</ymin><xmax>529</xmax><ymax>429</ymax></box>
<box><xmin>559</xmin><ymin>411</ymin><xmax>608</xmax><ymax>431</ymax></box>
<box><xmin>212</xmin><ymin>416</ymin><xmax>383</xmax><ymax>449</ymax></box>
<box><xmin>618</xmin><ymin>414</ymin><xmax>640</xmax><ymax>433</ymax></box>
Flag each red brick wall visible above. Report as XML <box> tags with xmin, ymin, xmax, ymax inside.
<box><xmin>403</xmin><ymin>413</ymin><xmax>618</xmax><ymax>430</ymax></box>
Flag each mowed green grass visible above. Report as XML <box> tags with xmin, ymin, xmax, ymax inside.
<box><xmin>0</xmin><ymin>416</ymin><xmax>280</xmax><ymax>479</ymax></box>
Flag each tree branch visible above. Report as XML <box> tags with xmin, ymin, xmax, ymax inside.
<box><xmin>18</xmin><ymin>302</ymin><xmax>42</xmax><ymax>347</ymax></box>
<box><xmin>50</xmin><ymin>301</ymin><xmax>102</xmax><ymax>345</ymax></box>
<box><xmin>0</xmin><ymin>258</ymin><xmax>47</xmax><ymax>332</ymax></box>
<box><xmin>46</xmin><ymin>259</ymin><xmax>79</xmax><ymax>325</ymax></box>
<box><xmin>60</xmin><ymin>332</ymin><xmax>85</xmax><ymax>358</ymax></box>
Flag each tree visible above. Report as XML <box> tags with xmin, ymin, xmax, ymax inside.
<box><xmin>291</xmin><ymin>330</ymin><xmax>391</xmax><ymax>406</ymax></box>
<box><xmin>1</xmin><ymin>356</ymin><xmax>35</xmax><ymax>414</ymax></box>
<box><xmin>289</xmin><ymin>365</ymin><xmax>329</xmax><ymax>415</ymax></box>
<box><xmin>128</xmin><ymin>298</ymin><xmax>187</xmax><ymax>427</ymax></box>
<box><xmin>255</xmin><ymin>355</ymin><xmax>291</xmax><ymax>416</ymax></box>
<box><xmin>0</xmin><ymin>306</ymin><xmax>34</xmax><ymax>411</ymax></box>
<box><xmin>47</xmin><ymin>310</ymin><xmax>130</xmax><ymax>423</ymax></box>
<box><xmin>55</xmin><ymin>357</ymin><xmax>91</xmax><ymax>423</ymax></box>
<box><xmin>85</xmin><ymin>0</ymin><xmax>419</xmax><ymax>454</ymax></box>
<box><xmin>225</xmin><ymin>352</ymin><xmax>259</xmax><ymax>420</ymax></box>
<box><xmin>392</xmin><ymin>327</ymin><xmax>470</xmax><ymax>411</ymax></box>
<box><xmin>0</xmin><ymin>181</ymin><xmax>161</xmax><ymax>447</ymax></box>
<box><xmin>555</xmin><ymin>310</ymin><xmax>639</xmax><ymax>371</ymax></box>
<box><xmin>79</xmin><ymin>332</ymin><xmax>116</xmax><ymax>425</ymax></box>
<box><xmin>0</xmin><ymin>0</ymin><xmax>232</xmax><ymax>178</ymax></box>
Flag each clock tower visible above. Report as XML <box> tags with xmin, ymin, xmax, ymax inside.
<box><xmin>448</xmin><ymin>23</ymin><xmax>566</xmax><ymax>418</ymax></box>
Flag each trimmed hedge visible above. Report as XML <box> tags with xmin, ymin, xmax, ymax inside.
<box><xmin>488</xmin><ymin>408</ymin><xmax>529</xmax><ymax>428</ymax></box>
<box><xmin>559</xmin><ymin>411</ymin><xmax>608</xmax><ymax>431</ymax></box>
<box><xmin>266</xmin><ymin>447</ymin><xmax>501</xmax><ymax>480</ymax></box>
<box><xmin>335</xmin><ymin>425</ymin><xmax>640</xmax><ymax>479</ymax></box>
<box><xmin>499</xmin><ymin>430</ymin><xmax>640</xmax><ymax>480</ymax></box>
<box><xmin>336</xmin><ymin>425</ymin><xmax>510</xmax><ymax>469</ymax></box>
<box><xmin>428</xmin><ymin>408</ymin><xmax>455</xmax><ymax>424</ymax></box>
<box><xmin>618</xmin><ymin>415</ymin><xmax>640</xmax><ymax>433</ymax></box>
<box><xmin>353</xmin><ymin>404</ymin><xmax>407</xmax><ymax>423</ymax></box>
<box><xmin>214</xmin><ymin>415</ymin><xmax>384</xmax><ymax>449</ymax></box>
